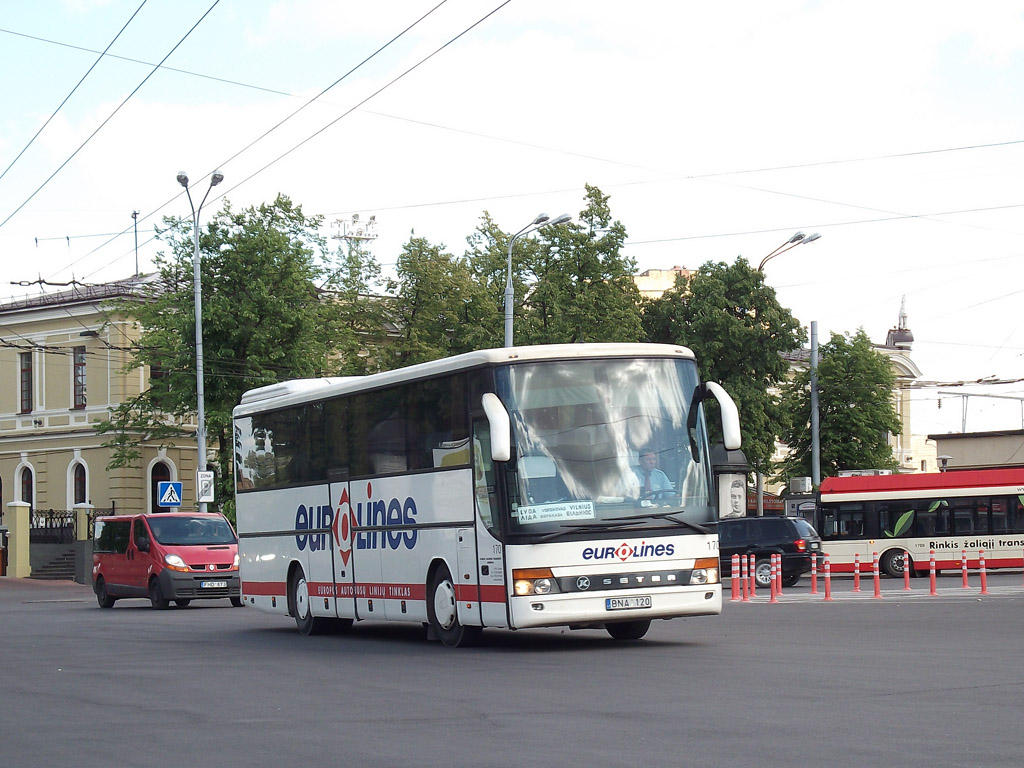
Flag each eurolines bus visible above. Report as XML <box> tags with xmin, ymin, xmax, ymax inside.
<box><xmin>232</xmin><ymin>343</ymin><xmax>740</xmax><ymax>646</ymax></box>
<box><xmin>816</xmin><ymin>468</ymin><xmax>1024</xmax><ymax>577</ymax></box>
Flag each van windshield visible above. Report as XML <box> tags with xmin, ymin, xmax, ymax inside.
<box><xmin>146</xmin><ymin>516</ymin><xmax>236</xmax><ymax>546</ymax></box>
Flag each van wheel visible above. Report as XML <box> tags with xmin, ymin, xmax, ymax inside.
<box><xmin>606</xmin><ymin>620</ymin><xmax>651</xmax><ymax>640</ymax></box>
<box><xmin>229</xmin><ymin>596</ymin><xmax>244</xmax><ymax>608</ymax></box>
<box><xmin>174</xmin><ymin>600</ymin><xmax>191</xmax><ymax>607</ymax></box>
<box><xmin>148</xmin><ymin>578</ymin><xmax>169</xmax><ymax>610</ymax></box>
<box><xmin>427</xmin><ymin>565</ymin><xmax>481</xmax><ymax>648</ymax></box>
<box><xmin>95</xmin><ymin>577</ymin><xmax>115</xmax><ymax>609</ymax></box>
<box><xmin>881</xmin><ymin>550</ymin><xmax>908</xmax><ymax>578</ymax></box>
<box><xmin>291</xmin><ymin>567</ymin><xmax>327</xmax><ymax>636</ymax></box>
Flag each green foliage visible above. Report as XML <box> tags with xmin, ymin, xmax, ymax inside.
<box><xmin>642</xmin><ymin>258</ymin><xmax>803</xmax><ymax>472</ymax></box>
<box><xmin>96</xmin><ymin>195</ymin><xmax>337</xmax><ymax>511</ymax></box>
<box><xmin>520</xmin><ymin>185</ymin><xmax>644</xmax><ymax>344</ymax></box>
<box><xmin>778</xmin><ymin>329</ymin><xmax>901</xmax><ymax>482</ymax></box>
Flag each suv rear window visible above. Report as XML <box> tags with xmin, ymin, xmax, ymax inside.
<box><xmin>792</xmin><ymin>518</ymin><xmax>818</xmax><ymax>538</ymax></box>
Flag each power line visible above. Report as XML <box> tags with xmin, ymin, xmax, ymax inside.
<box><xmin>0</xmin><ymin>0</ymin><xmax>222</xmax><ymax>232</ymax></box>
<box><xmin>0</xmin><ymin>2</ymin><xmax>148</xmax><ymax>185</ymax></box>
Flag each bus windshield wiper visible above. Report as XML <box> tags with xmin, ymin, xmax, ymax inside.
<box><xmin>537</xmin><ymin>520</ymin><xmax>646</xmax><ymax>542</ymax></box>
<box><xmin>605</xmin><ymin>510</ymin><xmax>710</xmax><ymax>534</ymax></box>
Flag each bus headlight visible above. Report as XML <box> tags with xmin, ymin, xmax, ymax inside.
<box><xmin>513</xmin><ymin>568</ymin><xmax>560</xmax><ymax>596</ymax></box>
<box><xmin>689</xmin><ymin>558</ymin><xmax>720</xmax><ymax>585</ymax></box>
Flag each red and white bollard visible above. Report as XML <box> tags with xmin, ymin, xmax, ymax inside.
<box><xmin>769</xmin><ymin>555</ymin><xmax>778</xmax><ymax>603</ymax></box>
<box><xmin>730</xmin><ymin>554</ymin><xmax>741</xmax><ymax>601</ymax></box>
<box><xmin>872</xmin><ymin>551</ymin><xmax>882</xmax><ymax>599</ymax></box>
<box><xmin>810</xmin><ymin>553</ymin><xmax>818</xmax><ymax>595</ymax></box>
<box><xmin>740</xmin><ymin>553</ymin><xmax>750</xmax><ymax>602</ymax></box>
<box><xmin>929</xmin><ymin>549</ymin><xmax>937</xmax><ymax>596</ymax></box>
<box><xmin>903</xmin><ymin>551</ymin><xmax>912</xmax><ymax>591</ymax></box>
<box><xmin>775</xmin><ymin>553</ymin><xmax>784</xmax><ymax>596</ymax></box>
<box><xmin>961</xmin><ymin>549</ymin><xmax>969</xmax><ymax>589</ymax></box>
<box><xmin>823</xmin><ymin>553</ymin><xmax>833</xmax><ymax>601</ymax></box>
<box><xmin>979</xmin><ymin>549</ymin><xmax>989</xmax><ymax>595</ymax></box>
<box><xmin>749</xmin><ymin>554</ymin><xmax>756</xmax><ymax>598</ymax></box>
<box><xmin>853</xmin><ymin>553</ymin><xmax>862</xmax><ymax>592</ymax></box>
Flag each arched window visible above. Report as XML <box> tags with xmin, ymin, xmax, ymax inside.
<box><xmin>20</xmin><ymin>466</ymin><xmax>34</xmax><ymax>507</ymax></box>
<box><xmin>150</xmin><ymin>462</ymin><xmax>171</xmax><ymax>513</ymax></box>
<box><xmin>74</xmin><ymin>463</ymin><xmax>87</xmax><ymax>505</ymax></box>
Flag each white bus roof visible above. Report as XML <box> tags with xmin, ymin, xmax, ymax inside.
<box><xmin>233</xmin><ymin>342</ymin><xmax>695</xmax><ymax>417</ymax></box>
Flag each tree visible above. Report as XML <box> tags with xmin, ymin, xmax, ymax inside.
<box><xmin>642</xmin><ymin>258</ymin><xmax>803</xmax><ymax>472</ymax></box>
<box><xmin>777</xmin><ymin>329</ymin><xmax>901</xmax><ymax>481</ymax></box>
<box><xmin>521</xmin><ymin>185</ymin><xmax>644</xmax><ymax>344</ymax></box>
<box><xmin>96</xmin><ymin>195</ymin><xmax>336</xmax><ymax>514</ymax></box>
<box><xmin>387</xmin><ymin>236</ymin><xmax>497</xmax><ymax>365</ymax></box>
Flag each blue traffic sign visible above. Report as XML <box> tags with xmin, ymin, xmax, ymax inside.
<box><xmin>157</xmin><ymin>481</ymin><xmax>183</xmax><ymax>508</ymax></box>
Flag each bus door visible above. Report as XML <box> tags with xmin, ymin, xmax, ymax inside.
<box><xmin>328</xmin><ymin>479</ymin><xmax>357</xmax><ymax>621</ymax></box>
<box><xmin>471</xmin><ymin>416</ymin><xmax>509</xmax><ymax>628</ymax></box>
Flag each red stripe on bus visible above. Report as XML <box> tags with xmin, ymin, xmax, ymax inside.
<box><xmin>241</xmin><ymin>580</ymin><xmax>285</xmax><ymax>596</ymax></box>
<box><xmin>244</xmin><ymin>579</ymin><xmax>508</xmax><ymax>605</ymax></box>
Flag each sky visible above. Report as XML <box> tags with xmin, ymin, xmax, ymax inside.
<box><xmin>1</xmin><ymin>0</ymin><xmax>1024</xmax><ymax>436</ymax></box>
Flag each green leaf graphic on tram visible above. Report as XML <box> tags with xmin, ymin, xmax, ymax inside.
<box><xmin>884</xmin><ymin>509</ymin><xmax>915</xmax><ymax>538</ymax></box>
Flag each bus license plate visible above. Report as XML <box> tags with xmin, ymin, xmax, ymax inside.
<box><xmin>200</xmin><ymin>580</ymin><xmax>227</xmax><ymax>589</ymax></box>
<box><xmin>606</xmin><ymin>595</ymin><xmax>652</xmax><ymax>611</ymax></box>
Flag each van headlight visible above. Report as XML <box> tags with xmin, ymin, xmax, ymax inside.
<box><xmin>513</xmin><ymin>568</ymin><xmax>560</xmax><ymax>596</ymax></box>
<box><xmin>163</xmin><ymin>553</ymin><xmax>191</xmax><ymax>572</ymax></box>
<box><xmin>689</xmin><ymin>558</ymin><xmax>720</xmax><ymax>585</ymax></box>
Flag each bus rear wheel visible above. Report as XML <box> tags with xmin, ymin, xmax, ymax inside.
<box><xmin>881</xmin><ymin>550</ymin><xmax>909</xmax><ymax>578</ymax></box>
<box><xmin>428</xmin><ymin>565</ymin><xmax>481</xmax><ymax>648</ymax></box>
<box><xmin>291</xmin><ymin>567</ymin><xmax>328</xmax><ymax>636</ymax></box>
<box><xmin>606</xmin><ymin>620</ymin><xmax>651</xmax><ymax>640</ymax></box>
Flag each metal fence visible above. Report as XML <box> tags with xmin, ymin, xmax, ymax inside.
<box><xmin>28</xmin><ymin>506</ymin><xmax>116</xmax><ymax>543</ymax></box>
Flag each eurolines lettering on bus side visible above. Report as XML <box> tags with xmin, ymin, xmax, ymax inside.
<box><xmin>303</xmin><ymin>483</ymin><xmax>419</xmax><ymax>562</ymax></box>
<box><xmin>582</xmin><ymin>541</ymin><xmax>676</xmax><ymax>563</ymax></box>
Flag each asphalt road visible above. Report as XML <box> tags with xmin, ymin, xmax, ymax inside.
<box><xmin>2</xmin><ymin>572</ymin><xmax>1022</xmax><ymax>768</ymax></box>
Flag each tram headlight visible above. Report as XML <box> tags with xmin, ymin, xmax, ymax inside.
<box><xmin>689</xmin><ymin>558</ymin><xmax>720</xmax><ymax>585</ymax></box>
<box><xmin>513</xmin><ymin>568</ymin><xmax>560</xmax><ymax>596</ymax></box>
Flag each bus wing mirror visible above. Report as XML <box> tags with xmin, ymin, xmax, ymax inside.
<box><xmin>705</xmin><ymin>381</ymin><xmax>742</xmax><ymax>450</ymax></box>
<box><xmin>481</xmin><ymin>393</ymin><xmax>511</xmax><ymax>462</ymax></box>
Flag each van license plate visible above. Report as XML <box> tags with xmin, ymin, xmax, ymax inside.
<box><xmin>200</xmin><ymin>580</ymin><xmax>227</xmax><ymax>589</ymax></box>
<box><xmin>606</xmin><ymin>595</ymin><xmax>652</xmax><ymax>611</ymax></box>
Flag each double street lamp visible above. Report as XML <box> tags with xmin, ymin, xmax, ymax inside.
<box><xmin>504</xmin><ymin>212</ymin><xmax>571</xmax><ymax>347</ymax></box>
<box><xmin>757</xmin><ymin>231</ymin><xmax>821</xmax><ymax>272</ymax></box>
<box><xmin>176</xmin><ymin>170</ymin><xmax>223</xmax><ymax>512</ymax></box>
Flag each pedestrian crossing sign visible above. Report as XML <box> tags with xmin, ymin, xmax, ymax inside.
<box><xmin>157</xmin><ymin>481</ymin><xmax>183</xmax><ymax>508</ymax></box>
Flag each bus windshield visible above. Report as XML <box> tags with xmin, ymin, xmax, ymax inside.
<box><xmin>498</xmin><ymin>357</ymin><xmax>713</xmax><ymax>536</ymax></box>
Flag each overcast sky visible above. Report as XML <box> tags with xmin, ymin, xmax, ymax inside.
<box><xmin>2</xmin><ymin>1</ymin><xmax>1023</xmax><ymax>434</ymax></box>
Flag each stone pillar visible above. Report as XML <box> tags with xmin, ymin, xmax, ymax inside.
<box><xmin>74</xmin><ymin>503</ymin><xmax>95</xmax><ymax>585</ymax></box>
<box><xmin>5</xmin><ymin>501</ymin><xmax>32</xmax><ymax>578</ymax></box>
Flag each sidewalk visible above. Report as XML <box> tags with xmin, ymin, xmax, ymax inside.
<box><xmin>0</xmin><ymin>576</ymin><xmax>94</xmax><ymax>602</ymax></box>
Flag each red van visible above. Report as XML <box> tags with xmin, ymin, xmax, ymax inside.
<box><xmin>92</xmin><ymin>512</ymin><xmax>241</xmax><ymax>609</ymax></box>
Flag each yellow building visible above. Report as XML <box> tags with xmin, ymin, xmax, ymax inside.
<box><xmin>0</xmin><ymin>278</ymin><xmax>199</xmax><ymax>519</ymax></box>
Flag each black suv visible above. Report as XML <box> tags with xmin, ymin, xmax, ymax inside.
<box><xmin>718</xmin><ymin>516</ymin><xmax>822</xmax><ymax>588</ymax></box>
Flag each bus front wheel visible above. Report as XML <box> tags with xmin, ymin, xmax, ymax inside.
<box><xmin>428</xmin><ymin>565</ymin><xmax>481</xmax><ymax>648</ymax></box>
<box><xmin>606</xmin><ymin>620</ymin><xmax>651</xmax><ymax>641</ymax></box>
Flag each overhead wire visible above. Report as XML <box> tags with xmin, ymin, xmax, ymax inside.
<box><xmin>0</xmin><ymin>1</ymin><xmax>148</xmax><ymax>185</ymax></box>
<box><xmin>0</xmin><ymin>0</ymin><xmax>222</xmax><ymax>232</ymax></box>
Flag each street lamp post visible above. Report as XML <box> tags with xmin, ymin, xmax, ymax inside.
<box><xmin>504</xmin><ymin>212</ymin><xmax>571</xmax><ymax>347</ymax></box>
<box><xmin>176</xmin><ymin>170</ymin><xmax>223</xmax><ymax>512</ymax></box>
<box><xmin>756</xmin><ymin>230</ymin><xmax>822</xmax><ymax>507</ymax></box>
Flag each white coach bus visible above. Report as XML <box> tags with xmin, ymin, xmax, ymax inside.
<box><xmin>232</xmin><ymin>343</ymin><xmax>741</xmax><ymax>646</ymax></box>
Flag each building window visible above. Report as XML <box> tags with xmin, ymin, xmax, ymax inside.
<box><xmin>19</xmin><ymin>351</ymin><xmax>32</xmax><ymax>414</ymax></box>
<box><xmin>73</xmin><ymin>346</ymin><xmax>87</xmax><ymax>409</ymax></box>
<box><xmin>20</xmin><ymin>466</ymin><xmax>33</xmax><ymax>506</ymax></box>
<box><xmin>74</xmin><ymin>463</ymin><xmax>87</xmax><ymax>505</ymax></box>
<box><xmin>150</xmin><ymin>462</ymin><xmax>171</xmax><ymax>513</ymax></box>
